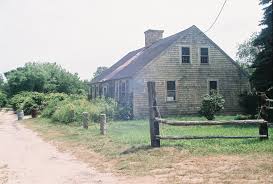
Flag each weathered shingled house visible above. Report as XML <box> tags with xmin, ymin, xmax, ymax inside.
<box><xmin>90</xmin><ymin>25</ymin><xmax>249</xmax><ymax>118</ymax></box>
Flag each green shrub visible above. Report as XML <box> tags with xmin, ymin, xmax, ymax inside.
<box><xmin>9</xmin><ymin>92</ymin><xmax>28</xmax><ymax>111</ymax></box>
<box><xmin>9</xmin><ymin>92</ymin><xmax>46</xmax><ymax>115</ymax></box>
<box><xmin>200</xmin><ymin>91</ymin><xmax>225</xmax><ymax>120</ymax></box>
<box><xmin>239</xmin><ymin>91</ymin><xmax>259</xmax><ymax>118</ymax></box>
<box><xmin>41</xmin><ymin>93</ymin><xmax>69</xmax><ymax>117</ymax></box>
<box><xmin>92</xmin><ymin>97</ymin><xmax>117</xmax><ymax>120</ymax></box>
<box><xmin>0</xmin><ymin>92</ymin><xmax>7</xmax><ymax>107</ymax></box>
<box><xmin>116</xmin><ymin>103</ymin><xmax>133</xmax><ymax>120</ymax></box>
<box><xmin>49</xmin><ymin>97</ymin><xmax>117</xmax><ymax>124</ymax></box>
<box><xmin>52</xmin><ymin>102</ymin><xmax>76</xmax><ymax>123</ymax></box>
<box><xmin>44</xmin><ymin>93</ymin><xmax>69</xmax><ymax>104</ymax></box>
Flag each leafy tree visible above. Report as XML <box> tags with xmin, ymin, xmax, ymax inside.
<box><xmin>0</xmin><ymin>74</ymin><xmax>10</xmax><ymax>98</ymax></box>
<box><xmin>5</xmin><ymin>62</ymin><xmax>87</xmax><ymax>95</ymax></box>
<box><xmin>92</xmin><ymin>66</ymin><xmax>108</xmax><ymax>80</ymax></box>
<box><xmin>0</xmin><ymin>74</ymin><xmax>3</xmax><ymax>87</ymax></box>
<box><xmin>236</xmin><ymin>33</ymin><xmax>259</xmax><ymax>75</ymax></box>
<box><xmin>251</xmin><ymin>0</ymin><xmax>272</xmax><ymax>93</ymax></box>
<box><xmin>239</xmin><ymin>91</ymin><xmax>259</xmax><ymax>118</ymax></box>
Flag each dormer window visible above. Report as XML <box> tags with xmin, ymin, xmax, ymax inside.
<box><xmin>181</xmin><ymin>47</ymin><xmax>190</xmax><ymax>63</ymax></box>
<box><xmin>200</xmin><ymin>48</ymin><xmax>209</xmax><ymax>64</ymax></box>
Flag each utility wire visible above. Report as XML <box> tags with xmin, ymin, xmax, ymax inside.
<box><xmin>204</xmin><ymin>0</ymin><xmax>228</xmax><ymax>33</ymax></box>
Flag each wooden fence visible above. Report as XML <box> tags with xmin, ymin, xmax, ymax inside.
<box><xmin>147</xmin><ymin>81</ymin><xmax>270</xmax><ymax>147</ymax></box>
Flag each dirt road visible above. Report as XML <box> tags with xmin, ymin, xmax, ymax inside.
<box><xmin>0</xmin><ymin>111</ymin><xmax>124</xmax><ymax>184</ymax></box>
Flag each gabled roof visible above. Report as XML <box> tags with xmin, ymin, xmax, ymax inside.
<box><xmin>92</xmin><ymin>26</ymin><xmax>194</xmax><ymax>83</ymax></box>
<box><xmin>92</xmin><ymin>25</ymin><xmax>247</xmax><ymax>83</ymax></box>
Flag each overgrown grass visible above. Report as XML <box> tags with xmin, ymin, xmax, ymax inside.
<box><xmin>27</xmin><ymin>115</ymin><xmax>273</xmax><ymax>156</ymax></box>
<box><xmin>24</xmin><ymin>115</ymin><xmax>273</xmax><ymax>178</ymax></box>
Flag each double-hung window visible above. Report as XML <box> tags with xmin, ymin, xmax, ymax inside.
<box><xmin>166</xmin><ymin>81</ymin><xmax>176</xmax><ymax>101</ymax></box>
<box><xmin>181</xmin><ymin>47</ymin><xmax>190</xmax><ymax>63</ymax></box>
<box><xmin>208</xmin><ymin>80</ymin><xmax>218</xmax><ymax>94</ymax></box>
<box><xmin>200</xmin><ymin>48</ymin><xmax>209</xmax><ymax>64</ymax></box>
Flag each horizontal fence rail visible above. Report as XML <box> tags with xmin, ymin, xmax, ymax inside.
<box><xmin>147</xmin><ymin>81</ymin><xmax>270</xmax><ymax>148</ymax></box>
<box><xmin>156</xmin><ymin>135</ymin><xmax>268</xmax><ymax>140</ymax></box>
<box><xmin>155</xmin><ymin>118</ymin><xmax>269</xmax><ymax>126</ymax></box>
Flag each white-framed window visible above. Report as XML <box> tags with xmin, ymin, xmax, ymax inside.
<box><xmin>166</xmin><ymin>81</ymin><xmax>176</xmax><ymax>102</ymax></box>
<box><xmin>181</xmin><ymin>47</ymin><xmax>191</xmax><ymax>64</ymax></box>
<box><xmin>207</xmin><ymin>80</ymin><xmax>219</xmax><ymax>94</ymax></box>
<box><xmin>200</xmin><ymin>47</ymin><xmax>209</xmax><ymax>64</ymax></box>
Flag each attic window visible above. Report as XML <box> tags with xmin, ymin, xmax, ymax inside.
<box><xmin>166</xmin><ymin>81</ymin><xmax>176</xmax><ymax>101</ymax></box>
<box><xmin>200</xmin><ymin>48</ymin><xmax>209</xmax><ymax>64</ymax></box>
<box><xmin>181</xmin><ymin>47</ymin><xmax>190</xmax><ymax>63</ymax></box>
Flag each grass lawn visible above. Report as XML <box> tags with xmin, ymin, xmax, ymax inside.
<box><xmin>24</xmin><ymin>115</ymin><xmax>273</xmax><ymax>182</ymax></box>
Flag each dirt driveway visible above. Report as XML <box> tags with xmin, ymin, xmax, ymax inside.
<box><xmin>0</xmin><ymin>111</ymin><xmax>134</xmax><ymax>184</ymax></box>
<box><xmin>1</xmin><ymin>111</ymin><xmax>273</xmax><ymax>184</ymax></box>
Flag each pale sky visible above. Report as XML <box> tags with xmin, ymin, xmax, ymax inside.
<box><xmin>0</xmin><ymin>0</ymin><xmax>263</xmax><ymax>80</ymax></box>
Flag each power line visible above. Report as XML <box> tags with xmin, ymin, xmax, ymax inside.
<box><xmin>204</xmin><ymin>0</ymin><xmax>228</xmax><ymax>33</ymax></box>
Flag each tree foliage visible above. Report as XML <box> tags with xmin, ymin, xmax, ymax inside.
<box><xmin>0</xmin><ymin>92</ymin><xmax>7</xmax><ymax>107</ymax></box>
<box><xmin>92</xmin><ymin>66</ymin><xmax>108</xmax><ymax>80</ymax></box>
<box><xmin>250</xmin><ymin>0</ymin><xmax>272</xmax><ymax>93</ymax></box>
<box><xmin>0</xmin><ymin>74</ymin><xmax>3</xmax><ymax>87</ymax></box>
<box><xmin>236</xmin><ymin>33</ymin><xmax>259</xmax><ymax>75</ymax></box>
<box><xmin>239</xmin><ymin>91</ymin><xmax>259</xmax><ymax>118</ymax></box>
<box><xmin>4</xmin><ymin>62</ymin><xmax>87</xmax><ymax>95</ymax></box>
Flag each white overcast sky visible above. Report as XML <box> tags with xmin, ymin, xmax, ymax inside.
<box><xmin>0</xmin><ymin>0</ymin><xmax>263</xmax><ymax>80</ymax></box>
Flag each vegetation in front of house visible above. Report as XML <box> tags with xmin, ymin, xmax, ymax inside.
<box><xmin>0</xmin><ymin>91</ymin><xmax>7</xmax><ymax>108</ymax></box>
<box><xmin>199</xmin><ymin>91</ymin><xmax>225</xmax><ymax>120</ymax></box>
<box><xmin>235</xmin><ymin>0</ymin><xmax>272</xmax><ymax>122</ymax></box>
<box><xmin>48</xmin><ymin>97</ymin><xmax>117</xmax><ymax>124</ymax></box>
<box><xmin>0</xmin><ymin>75</ymin><xmax>8</xmax><ymax>108</ymax></box>
<box><xmin>8</xmin><ymin>91</ymin><xmax>118</xmax><ymax>122</ymax></box>
<box><xmin>239</xmin><ymin>91</ymin><xmax>259</xmax><ymax>118</ymax></box>
<box><xmin>25</xmin><ymin>115</ymin><xmax>273</xmax><ymax>175</ymax></box>
<box><xmin>26</xmin><ymin>115</ymin><xmax>273</xmax><ymax>156</ymax></box>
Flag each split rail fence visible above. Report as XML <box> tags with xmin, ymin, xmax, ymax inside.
<box><xmin>147</xmin><ymin>81</ymin><xmax>270</xmax><ymax>147</ymax></box>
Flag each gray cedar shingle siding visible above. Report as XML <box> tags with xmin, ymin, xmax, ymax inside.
<box><xmin>90</xmin><ymin>25</ymin><xmax>249</xmax><ymax>118</ymax></box>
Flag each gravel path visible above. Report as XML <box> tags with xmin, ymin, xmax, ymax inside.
<box><xmin>0</xmin><ymin>111</ymin><xmax>121</xmax><ymax>184</ymax></box>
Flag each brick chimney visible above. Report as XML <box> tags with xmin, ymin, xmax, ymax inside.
<box><xmin>144</xmin><ymin>29</ymin><xmax>164</xmax><ymax>47</ymax></box>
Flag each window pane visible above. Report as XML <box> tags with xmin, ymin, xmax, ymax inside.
<box><xmin>182</xmin><ymin>56</ymin><xmax>190</xmax><ymax>63</ymax></box>
<box><xmin>201</xmin><ymin>48</ymin><xmax>208</xmax><ymax>55</ymax></box>
<box><xmin>201</xmin><ymin>56</ymin><xmax>208</xmax><ymax>63</ymax></box>
<box><xmin>209</xmin><ymin>81</ymin><xmax>217</xmax><ymax>91</ymax></box>
<box><xmin>167</xmin><ymin>91</ymin><xmax>176</xmax><ymax>101</ymax></box>
<box><xmin>167</xmin><ymin>81</ymin><xmax>176</xmax><ymax>90</ymax></box>
<box><xmin>182</xmin><ymin>47</ymin><xmax>190</xmax><ymax>55</ymax></box>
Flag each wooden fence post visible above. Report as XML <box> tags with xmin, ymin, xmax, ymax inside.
<box><xmin>82</xmin><ymin>112</ymin><xmax>89</xmax><ymax>129</ymax></box>
<box><xmin>259</xmin><ymin>122</ymin><xmax>268</xmax><ymax>140</ymax></box>
<box><xmin>147</xmin><ymin>81</ymin><xmax>160</xmax><ymax>147</ymax></box>
<box><xmin>100</xmin><ymin>114</ymin><xmax>106</xmax><ymax>135</ymax></box>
